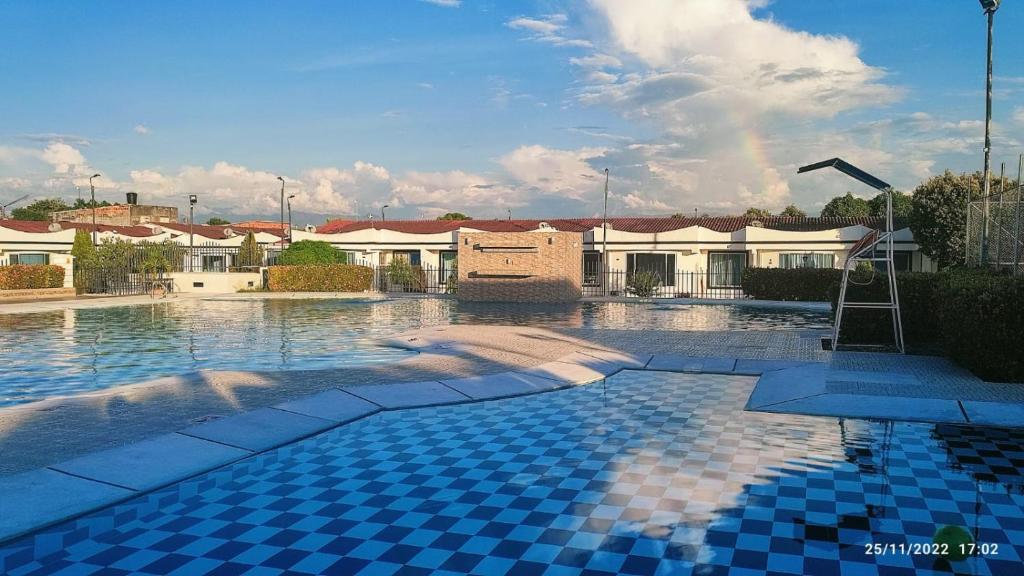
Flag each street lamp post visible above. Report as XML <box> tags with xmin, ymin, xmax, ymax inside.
<box><xmin>979</xmin><ymin>0</ymin><xmax>1000</xmax><ymax>266</ymax></box>
<box><xmin>287</xmin><ymin>194</ymin><xmax>295</xmax><ymax>245</ymax></box>
<box><xmin>381</xmin><ymin>204</ymin><xmax>389</xmax><ymax>223</ymax></box>
<box><xmin>88</xmin><ymin>174</ymin><xmax>101</xmax><ymax>245</ymax></box>
<box><xmin>276</xmin><ymin>176</ymin><xmax>285</xmax><ymax>247</ymax></box>
<box><xmin>188</xmin><ymin>195</ymin><xmax>198</xmax><ymax>271</ymax></box>
<box><xmin>602</xmin><ymin>168</ymin><xmax>609</xmax><ymax>297</ymax></box>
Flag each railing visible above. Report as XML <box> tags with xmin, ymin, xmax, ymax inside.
<box><xmin>373</xmin><ymin>264</ymin><xmax>457</xmax><ymax>295</ymax></box>
<box><xmin>582</xmin><ymin>270</ymin><xmax>746</xmax><ymax>299</ymax></box>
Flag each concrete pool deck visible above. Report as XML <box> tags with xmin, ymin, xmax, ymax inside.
<box><xmin>1</xmin><ymin>316</ymin><xmax>1023</xmax><ymax>547</ymax></box>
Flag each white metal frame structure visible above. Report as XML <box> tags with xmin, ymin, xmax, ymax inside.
<box><xmin>798</xmin><ymin>158</ymin><xmax>905</xmax><ymax>353</ymax></box>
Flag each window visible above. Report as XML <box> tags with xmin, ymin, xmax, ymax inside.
<box><xmin>708</xmin><ymin>252</ymin><xmax>746</xmax><ymax>287</ymax></box>
<box><xmin>626</xmin><ymin>253</ymin><xmax>675</xmax><ymax>286</ymax></box>
<box><xmin>582</xmin><ymin>251</ymin><xmax>602</xmax><ymax>286</ymax></box>
<box><xmin>393</xmin><ymin>251</ymin><xmax>421</xmax><ymax>266</ymax></box>
<box><xmin>779</xmin><ymin>253</ymin><xmax>835</xmax><ymax>269</ymax></box>
<box><xmin>439</xmin><ymin>251</ymin><xmax>457</xmax><ymax>283</ymax></box>
<box><xmin>872</xmin><ymin>250</ymin><xmax>912</xmax><ymax>272</ymax></box>
<box><xmin>10</xmin><ymin>253</ymin><xmax>49</xmax><ymax>265</ymax></box>
<box><xmin>201</xmin><ymin>255</ymin><xmax>226</xmax><ymax>272</ymax></box>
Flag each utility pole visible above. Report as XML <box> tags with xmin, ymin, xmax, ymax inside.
<box><xmin>287</xmin><ymin>195</ymin><xmax>295</xmax><ymax>245</ymax></box>
<box><xmin>602</xmin><ymin>168</ymin><xmax>609</xmax><ymax>297</ymax></box>
<box><xmin>381</xmin><ymin>204</ymin><xmax>389</xmax><ymax>223</ymax></box>
<box><xmin>980</xmin><ymin>0</ymin><xmax>999</xmax><ymax>266</ymax></box>
<box><xmin>89</xmin><ymin>174</ymin><xmax>101</xmax><ymax>245</ymax></box>
<box><xmin>277</xmin><ymin>176</ymin><xmax>285</xmax><ymax>251</ymax></box>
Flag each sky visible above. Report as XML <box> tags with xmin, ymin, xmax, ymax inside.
<box><xmin>1</xmin><ymin>0</ymin><xmax>1023</xmax><ymax>224</ymax></box>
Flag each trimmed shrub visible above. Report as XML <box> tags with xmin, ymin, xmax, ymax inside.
<box><xmin>277</xmin><ymin>240</ymin><xmax>347</xmax><ymax>265</ymax></box>
<box><xmin>268</xmin><ymin>264</ymin><xmax>373</xmax><ymax>292</ymax></box>
<box><xmin>826</xmin><ymin>271</ymin><xmax>942</xmax><ymax>347</ymax></box>
<box><xmin>0</xmin><ymin>264</ymin><xmax>65</xmax><ymax>290</ymax></box>
<box><xmin>741</xmin><ymin>268</ymin><xmax>841</xmax><ymax>301</ymax></box>
<box><xmin>936</xmin><ymin>271</ymin><xmax>1024</xmax><ymax>383</ymax></box>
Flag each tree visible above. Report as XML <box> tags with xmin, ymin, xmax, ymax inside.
<box><xmin>71</xmin><ymin>229</ymin><xmax>97</xmax><ymax>290</ymax></box>
<box><xmin>779</xmin><ymin>205</ymin><xmax>807</xmax><ymax>217</ymax></box>
<box><xmin>71</xmin><ymin>199</ymin><xmax>112</xmax><ymax>209</ymax></box>
<box><xmin>743</xmin><ymin>207</ymin><xmax>772</xmax><ymax>218</ymax></box>
<box><xmin>909</xmin><ymin>171</ymin><xmax>985</xmax><ymax>269</ymax></box>
<box><xmin>868</xmin><ymin>190</ymin><xmax>912</xmax><ymax>219</ymax></box>
<box><xmin>437</xmin><ymin>212</ymin><xmax>472</xmax><ymax>221</ymax></box>
<box><xmin>236</xmin><ymin>231</ymin><xmax>264</xmax><ymax>269</ymax></box>
<box><xmin>206</xmin><ymin>217</ymin><xmax>230</xmax><ymax>225</ymax></box>
<box><xmin>11</xmin><ymin>198</ymin><xmax>69</xmax><ymax>221</ymax></box>
<box><xmin>820</xmin><ymin>193</ymin><xmax>870</xmax><ymax>218</ymax></box>
<box><xmin>277</xmin><ymin>240</ymin><xmax>346</xmax><ymax>265</ymax></box>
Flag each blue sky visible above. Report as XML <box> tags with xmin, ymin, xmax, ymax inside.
<box><xmin>1</xmin><ymin>0</ymin><xmax>1022</xmax><ymax>223</ymax></box>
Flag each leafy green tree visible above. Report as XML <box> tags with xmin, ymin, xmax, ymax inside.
<box><xmin>71</xmin><ymin>229</ymin><xmax>96</xmax><ymax>264</ymax></box>
<box><xmin>206</xmin><ymin>217</ymin><xmax>231</xmax><ymax>225</ymax></box>
<box><xmin>11</xmin><ymin>198</ymin><xmax>69</xmax><ymax>221</ymax></box>
<box><xmin>820</xmin><ymin>193</ymin><xmax>870</xmax><ymax>218</ymax></box>
<box><xmin>71</xmin><ymin>199</ymin><xmax>112</xmax><ymax>209</ymax></box>
<box><xmin>909</xmin><ymin>171</ymin><xmax>986</xmax><ymax>269</ymax></box>
<box><xmin>868</xmin><ymin>190</ymin><xmax>912</xmax><ymax>219</ymax></box>
<box><xmin>779</xmin><ymin>205</ymin><xmax>807</xmax><ymax>217</ymax></box>
<box><xmin>385</xmin><ymin>258</ymin><xmax>420</xmax><ymax>291</ymax></box>
<box><xmin>277</xmin><ymin>240</ymin><xmax>346</xmax><ymax>265</ymax></box>
<box><xmin>436</xmin><ymin>212</ymin><xmax>472</xmax><ymax>221</ymax></box>
<box><xmin>236</xmin><ymin>231</ymin><xmax>264</xmax><ymax>269</ymax></box>
<box><xmin>743</xmin><ymin>207</ymin><xmax>772</xmax><ymax>218</ymax></box>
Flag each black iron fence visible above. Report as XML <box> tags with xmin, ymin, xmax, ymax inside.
<box><xmin>75</xmin><ymin>242</ymin><xmax>261</xmax><ymax>295</ymax></box>
<box><xmin>582</xmin><ymin>270</ymin><xmax>745</xmax><ymax>299</ymax></box>
<box><xmin>373</xmin><ymin>263</ymin><xmax>457</xmax><ymax>295</ymax></box>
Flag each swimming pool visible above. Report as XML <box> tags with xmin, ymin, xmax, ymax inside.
<box><xmin>2</xmin><ymin>371</ymin><xmax>1020</xmax><ymax>575</ymax></box>
<box><xmin>0</xmin><ymin>298</ymin><xmax>829</xmax><ymax>407</ymax></box>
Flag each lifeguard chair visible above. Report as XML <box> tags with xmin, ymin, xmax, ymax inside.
<box><xmin>798</xmin><ymin>158</ymin><xmax>904</xmax><ymax>353</ymax></box>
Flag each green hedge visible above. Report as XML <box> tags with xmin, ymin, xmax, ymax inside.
<box><xmin>268</xmin><ymin>264</ymin><xmax>373</xmax><ymax>292</ymax></box>
<box><xmin>744</xmin><ymin>267</ymin><xmax>1023</xmax><ymax>382</ymax></box>
<box><xmin>826</xmin><ymin>271</ymin><xmax>941</xmax><ymax>346</ymax></box>
<box><xmin>936</xmin><ymin>272</ymin><xmax>1024</xmax><ymax>383</ymax></box>
<box><xmin>0</xmin><ymin>264</ymin><xmax>65</xmax><ymax>290</ymax></box>
<box><xmin>741</xmin><ymin>268</ymin><xmax>842</xmax><ymax>301</ymax></box>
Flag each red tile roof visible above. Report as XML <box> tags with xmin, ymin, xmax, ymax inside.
<box><xmin>0</xmin><ymin>220</ymin><xmax>61</xmax><ymax>233</ymax></box>
<box><xmin>157</xmin><ymin>222</ymin><xmax>242</xmax><ymax>239</ymax></box>
<box><xmin>316</xmin><ymin>216</ymin><xmax>900</xmax><ymax>235</ymax></box>
<box><xmin>231</xmin><ymin>220</ymin><xmax>288</xmax><ymax>235</ymax></box>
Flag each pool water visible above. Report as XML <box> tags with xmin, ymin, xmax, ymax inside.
<box><xmin>0</xmin><ymin>299</ymin><xmax>829</xmax><ymax>407</ymax></box>
<box><xmin>2</xmin><ymin>371</ymin><xmax>1020</xmax><ymax>575</ymax></box>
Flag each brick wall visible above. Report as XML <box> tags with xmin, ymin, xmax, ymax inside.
<box><xmin>457</xmin><ymin>231</ymin><xmax>582</xmax><ymax>302</ymax></box>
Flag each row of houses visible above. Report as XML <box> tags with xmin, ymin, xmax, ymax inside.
<box><xmin>1</xmin><ymin>215</ymin><xmax>935</xmax><ymax>291</ymax></box>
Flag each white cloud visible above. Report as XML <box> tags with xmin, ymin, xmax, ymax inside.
<box><xmin>499</xmin><ymin>145</ymin><xmax>607</xmax><ymax>200</ymax></box>
<box><xmin>419</xmin><ymin>0</ymin><xmax>460</xmax><ymax>7</ymax></box>
<box><xmin>507</xmin><ymin>14</ymin><xmax>593</xmax><ymax>49</ymax></box>
<box><xmin>133</xmin><ymin>124</ymin><xmax>151</xmax><ymax>135</ymax></box>
<box><xmin>1014</xmin><ymin>106</ymin><xmax>1024</xmax><ymax>126</ymax></box>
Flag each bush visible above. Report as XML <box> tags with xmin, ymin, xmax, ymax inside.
<box><xmin>277</xmin><ymin>240</ymin><xmax>347</xmax><ymax>265</ymax></box>
<box><xmin>626</xmin><ymin>270</ymin><xmax>661</xmax><ymax>298</ymax></box>
<box><xmin>936</xmin><ymin>271</ymin><xmax>1024</xmax><ymax>383</ymax></box>
<box><xmin>268</xmin><ymin>264</ymin><xmax>373</xmax><ymax>292</ymax></box>
<box><xmin>826</xmin><ymin>271</ymin><xmax>941</xmax><ymax>347</ymax></box>
<box><xmin>0</xmin><ymin>264</ymin><xmax>65</xmax><ymax>290</ymax></box>
<box><xmin>742</xmin><ymin>268</ymin><xmax>841</xmax><ymax>301</ymax></box>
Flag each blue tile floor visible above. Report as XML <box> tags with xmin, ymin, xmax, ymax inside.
<box><xmin>2</xmin><ymin>371</ymin><xmax>1023</xmax><ymax>575</ymax></box>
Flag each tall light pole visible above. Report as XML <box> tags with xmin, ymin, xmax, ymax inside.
<box><xmin>276</xmin><ymin>176</ymin><xmax>285</xmax><ymax>249</ymax></box>
<box><xmin>507</xmin><ymin>208</ymin><xmax>512</xmax><ymax>222</ymax></box>
<box><xmin>188</xmin><ymin>195</ymin><xmax>197</xmax><ymax>271</ymax></box>
<box><xmin>287</xmin><ymin>194</ymin><xmax>295</xmax><ymax>244</ymax></box>
<box><xmin>979</xmin><ymin>0</ymin><xmax>1000</xmax><ymax>266</ymax></box>
<box><xmin>381</xmin><ymin>204</ymin><xmax>389</xmax><ymax>223</ymax></box>
<box><xmin>89</xmin><ymin>173</ymin><xmax>101</xmax><ymax>245</ymax></box>
<box><xmin>602</xmin><ymin>168</ymin><xmax>609</xmax><ymax>297</ymax></box>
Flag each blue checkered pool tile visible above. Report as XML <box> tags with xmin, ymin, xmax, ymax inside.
<box><xmin>2</xmin><ymin>371</ymin><xmax>1023</xmax><ymax>575</ymax></box>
